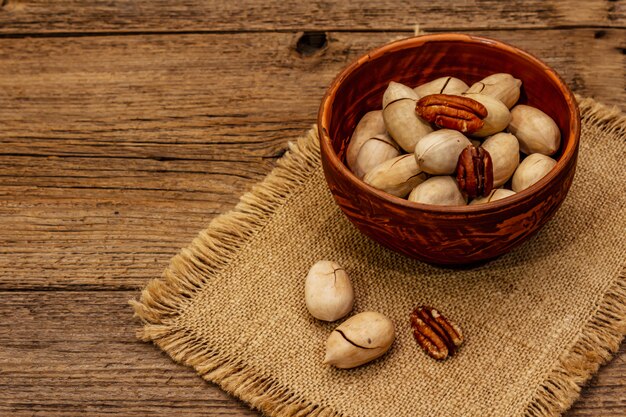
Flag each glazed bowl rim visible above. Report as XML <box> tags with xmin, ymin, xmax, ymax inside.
<box><xmin>317</xmin><ymin>33</ymin><xmax>581</xmax><ymax>214</ymax></box>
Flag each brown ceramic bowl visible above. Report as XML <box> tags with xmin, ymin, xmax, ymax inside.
<box><xmin>318</xmin><ymin>33</ymin><xmax>580</xmax><ymax>266</ymax></box>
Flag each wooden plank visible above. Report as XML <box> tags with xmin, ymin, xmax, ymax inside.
<box><xmin>0</xmin><ymin>30</ymin><xmax>623</xmax><ymax>157</ymax></box>
<box><xmin>0</xmin><ymin>291</ymin><xmax>257</xmax><ymax>416</ymax></box>
<box><xmin>0</xmin><ymin>291</ymin><xmax>623</xmax><ymax>416</ymax></box>
<box><xmin>570</xmin><ymin>365</ymin><xmax>626</xmax><ymax>417</ymax></box>
<box><xmin>0</xmin><ymin>29</ymin><xmax>624</xmax><ymax>290</ymax></box>
<box><xmin>0</xmin><ymin>4</ymin><xmax>623</xmax><ymax>416</ymax></box>
<box><xmin>0</xmin><ymin>0</ymin><xmax>624</xmax><ymax>34</ymax></box>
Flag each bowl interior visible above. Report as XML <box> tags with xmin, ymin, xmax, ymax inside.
<box><xmin>325</xmin><ymin>35</ymin><xmax>577</xmax><ymax>175</ymax></box>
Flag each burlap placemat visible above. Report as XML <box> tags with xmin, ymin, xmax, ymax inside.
<box><xmin>132</xmin><ymin>97</ymin><xmax>626</xmax><ymax>417</ymax></box>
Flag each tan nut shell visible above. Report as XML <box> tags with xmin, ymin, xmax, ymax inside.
<box><xmin>408</xmin><ymin>176</ymin><xmax>467</xmax><ymax>206</ymax></box>
<box><xmin>351</xmin><ymin>133</ymin><xmax>401</xmax><ymax>179</ymax></box>
<box><xmin>465</xmin><ymin>73</ymin><xmax>522</xmax><ymax>109</ymax></box>
<box><xmin>481</xmin><ymin>132</ymin><xmax>520</xmax><ymax>187</ymax></box>
<box><xmin>508</xmin><ymin>104</ymin><xmax>561</xmax><ymax>156</ymax></box>
<box><xmin>512</xmin><ymin>153</ymin><xmax>557</xmax><ymax>192</ymax></box>
<box><xmin>324</xmin><ymin>311</ymin><xmax>395</xmax><ymax>369</ymax></box>
<box><xmin>463</xmin><ymin>93</ymin><xmax>511</xmax><ymax>137</ymax></box>
<box><xmin>413</xmin><ymin>76</ymin><xmax>469</xmax><ymax>97</ymax></box>
<box><xmin>305</xmin><ymin>260</ymin><xmax>354</xmax><ymax>322</ymax></box>
<box><xmin>469</xmin><ymin>188</ymin><xmax>516</xmax><ymax>205</ymax></box>
<box><xmin>363</xmin><ymin>154</ymin><xmax>427</xmax><ymax>198</ymax></box>
<box><xmin>382</xmin><ymin>82</ymin><xmax>433</xmax><ymax>152</ymax></box>
<box><xmin>346</xmin><ymin>110</ymin><xmax>387</xmax><ymax>170</ymax></box>
<box><xmin>382</xmin><ymin>81</ymin><xmax>418</xmax><ymax>108</ymax></box>
<box><xmin>415</xmin><ymin>129</ymin><xmax>471</xmax><ymax>175</ymax></box>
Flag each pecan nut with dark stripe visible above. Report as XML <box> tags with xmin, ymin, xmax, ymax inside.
<box><xmin>410</xmin><ymin>305</ymin><xmax>464</xmax><ymax>360</ymax></box>
<box><xmin>415</xmin><ymin>94</ymin><xmax>488</xmax><ymax>134</ymax></box>
<box><xmin>456</xmin><ymin>145</ymin><xmax>494</xmax><ymax>198</ymax></box>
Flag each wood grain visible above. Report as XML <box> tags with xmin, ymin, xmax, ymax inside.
<box><xmin>0</xmin><ymin>0</ymin><xmax>624</xmax><ymax>33</ymax></box>
<box><xmin>0</xmin><ymin>4</ymin><xmax>624</xmax><ymax>415</ymax></box>
<box><xmin>0</xmin><ymin>30</ymin><xmax>622</xmax><ymax>157</ymax></box>
<box><xmin>0</xmin><ymin>291</ymin><xmax>258</xmax><ymax>416</ymax></box>
<box><xmin>0</xmin><ymin>292</ymin><xmax>623</xmax><ymax>416</ymax></box>
<box><xmin>0</xmin><ymin>29</ymin><xmax>624</xmax><ymax>289</ymax></box>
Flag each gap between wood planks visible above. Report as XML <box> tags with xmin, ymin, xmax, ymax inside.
<box><xmin>0</xmin><ymin>25</ymin><xmax>624</xmax><ymax>39</ymax></box>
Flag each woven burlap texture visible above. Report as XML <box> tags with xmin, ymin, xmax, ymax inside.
<box><xmin>132</xmin><ymin>97</ymin><xmax>626</xmax><ymax>417</ymax></box>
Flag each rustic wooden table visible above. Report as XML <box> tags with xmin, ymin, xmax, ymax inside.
<box><xmin>1</xmin><ymin>1</ymin><xmax>624</xmax><ymax>416</ymax></box>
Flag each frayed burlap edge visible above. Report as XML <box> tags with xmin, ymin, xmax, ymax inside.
<box><xmin>130</xmin><ymin>128</ymin><xmax>346</xmax><ymax>417</ymax></box>
<box><xmin>525</xmin><ymin>96</ymin><xmax>626</xmax><ymax>417</ymax></box>
<box><xmin>131</xmin><ymin>97</ymin><xmax>626</xmax><ymax>417</ymax></box>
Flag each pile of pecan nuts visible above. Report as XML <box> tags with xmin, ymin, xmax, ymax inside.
<box><xmin>346</xmin><ymin>74</ymin><xmax>561</xmax><ymax>205</ymax></box>
<box><xmin>306</xmin><ymin>259</ymin><xmax>464</xmax><ymax>367</ymax></box>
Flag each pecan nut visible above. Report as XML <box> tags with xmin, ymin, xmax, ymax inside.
<box><xmin>410</xmin><ymin>305</ymin><xmax>464</xmax><ymax>360</ymax></box>
<box><xmin>415</xmin><ymin>94</ymin><xmax>488</xmax><ymax>134</ymax></box>
<box><xmin>456</xmin><ymin>145</ymin><xmax>494</xmax><ymax>198</ymax></box>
